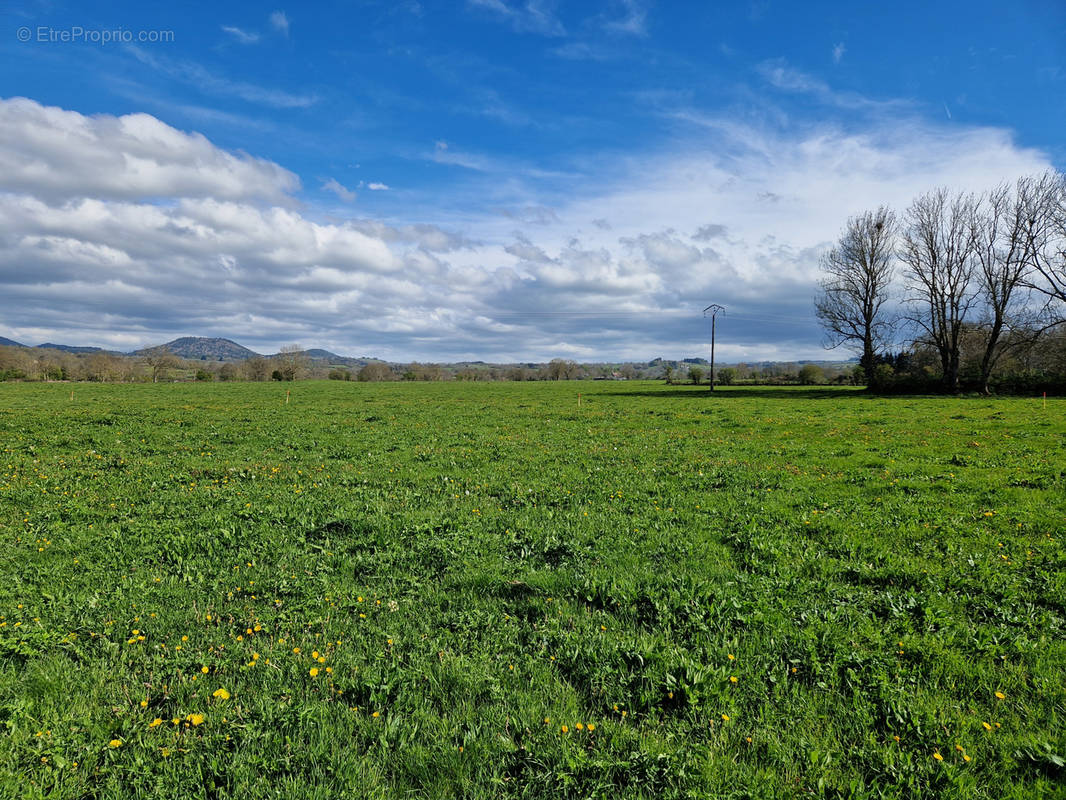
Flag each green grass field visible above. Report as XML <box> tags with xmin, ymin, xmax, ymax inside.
<box><xmin>0</xmin><ymin>381</ymin><xmax>1063</xmax><ymax>799</ymax></box>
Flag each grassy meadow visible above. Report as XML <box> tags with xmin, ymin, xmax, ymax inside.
<box><xmin>0</xmin><ymin>380</ymin><xmax>1063</xmax><ymax>799</ymax></box>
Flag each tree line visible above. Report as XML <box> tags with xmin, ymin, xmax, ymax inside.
<box><xmin>816</xmin><ymin>171</ymin><xmax>1066</xmax><ymax>393</ymax></box>
<box><xmin>0</xmin><ymin>344</ymin><xmax>860</xmax><ymax>385</ymax></box>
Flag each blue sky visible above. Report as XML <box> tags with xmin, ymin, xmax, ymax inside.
<box><xmin>1</xmin><ymin>1</ymin><xmax>1063</xmax><ymax>361</ymax></box>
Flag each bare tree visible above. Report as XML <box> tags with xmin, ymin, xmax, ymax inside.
<box><xmin>1026</xmin><ymin>171</ymin><xmax>1066</xmax><ymax>308</ymax></box>
<box><xmin>970</xmin><ymin>178</ymin><xmax>1055</xmax><ymax>393</ymax></box>
<box><xmin>814</xmin><ymin>207</ymin><xmax>897</xmax><ymax>384</ymax></box>
<box><xmin>900</xmin><ymin>189</ymin><xmax>980</xmax><ymax>393</ymax></box>
<box><xmin>142</xmin><ymin>347</ymin><xmax>180</xmax><ymax>383</ymax></box>
<box><xmin>357</xmin><ymin>362</ymin><xmax>394</xmax><ymax>382</ymax></box>
<box><xmin>275</xmin><ymin>345</ymin><xmax>310</xmax><ymax>381</ymax></box>
<box><xmin>87</xmin><ymin>352</ymin><xmax>122</xmax><ymax>382</ymax></box>
<box><xmin>545</xmin><ymin>359</ymin><xmax>579</xmax><ymax>380</ymax></box>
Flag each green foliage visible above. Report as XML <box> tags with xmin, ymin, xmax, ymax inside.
<box><xmin>0</xmin><ymin>381</ymin><xmax>1063</xmax><ymax>798</ymax></box>
<box><xmin>716</xmin><ymin>367</ymin><xmax>736</xmax><ymax>385</ymax></box>
<box><xmin>687</xmin><ymin>367</ymin><xmax>704</xmax><ymax>385</ymax></box>
<box><xmin>798</xmin><ymin>364</ymin><xmax>826</xmax><ymax>385</ymax></box>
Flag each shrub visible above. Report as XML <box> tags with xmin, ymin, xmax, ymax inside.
<box><xmin>798</xmin><ymin>364</ymin><xmax>826</xmax><ymax>385</ymax></box>
<box><xmin>716</xmin><ymin>367</ymin><xmax>737</xmax><ymax>386</ymax></box>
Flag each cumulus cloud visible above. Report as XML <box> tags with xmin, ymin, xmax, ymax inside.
<box><xmin>367</xmin><ymin>182</ymin><xmax>390</xmax><ymax>191</ymax></box>
<box><xmin>0</xmin><ymin>97</ymin><xmax>299</xmax><ymax>203</ymax></box>
<box><xmin>347</xmin><ymin>220</ymin><xmax>477</xmax><ymax>252</ymax></box>
<box><xmin>692</xmin><ymin>223</ymin><xmax>728</xmax><ymax>241</ymax></box>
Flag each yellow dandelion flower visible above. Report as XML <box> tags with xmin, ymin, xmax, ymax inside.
<box><xmin>139</xmin><ymin>700</ymin><xmax>148</xmax><ymax>707</ymax></box>
<box><xmin>188</xmin><ymin>714</ymin><xmax>205</xmax><ymax>726</ymax></box>
<box><xmin>994</xmin><ymin>691</ymin><xmax>1005</xmax><ymax>700</ymax></box>
<box><xmin>575</xmin><ymin>723</ymin><xmax>584</xmax><ymax>731</ymax></box>
<box><xmin>955</xmin><ymin>744</ymin><xmax>964</xmax><ymax>752</ymax></box>
<box><xmin>148</xmin><ymin>718</ymin><xmax>163</xmax><ymax>728</ymax></box>
<box><xmin>933</xmin><ymin>752</ymin><xmax>943</xmax><ymax>761</ymax></box>
<box><xmin>587</xmin><ymin>723</ymin><xmax>595</xmax><ymax>732</ymax></box>
<box><xmin>729</xmin><ymin>676</ymin><xmax>738</xmax><ymax>684</ymax></box>
<box><xmin>108</xmin><ymin>739</ymin><xmax>122</xmax><ymax>748</ymax></box>
<box><xmin>561</xmin><ymin>725</ymin><xmax>569</xmax><ymax>733</ymax></box>
<box><xmin>727</xmin><ymin>653</ymin><xmax>735</xmax><ymax>661</ymax></box>
<box><xmin>981</xmin><ymin>722</ymin><xmax>992</xmax><ymax>731</ymax></box>
<box><xmin>309</xmin><ymin>667</ymin><xmax>319</xmax><ymax>677</ymax></box>
<box><xmin>200</xmin><ymin>665</ymin><xmax>209</xmax><ymax>674</ymax></box>
<box><xmin>293</xmin><ymin>647</ymin><xmax>300</xmax><ymax>653</ymax></box>
<box><xmin>963</xmin><ymin>754</ymin><xmax>972</xmax><ymax>762</ymax></box>
<box><xmin>372</xmin><ymin>711</ymin><xmax>380</xmax><ymax>718</ymax></box>
<box><xmin>721</xmin><ymin>714</ymin><xmax>730</xmax><ymax>721</ymax></box>
<box><xmin>212</xmin><ymin>688</ymin><xmax>231</xmax><ymax>700</ymax></box>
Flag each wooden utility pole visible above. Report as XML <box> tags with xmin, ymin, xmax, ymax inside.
<box><xmin>703</xmin><ymin>304</ymin><xmax>724</xmax><ymax>391</ymax></box>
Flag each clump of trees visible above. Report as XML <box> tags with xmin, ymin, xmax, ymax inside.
<box><xmin>815</xmin><ymin>171</ymin><xmax>1066</xmax><ymax>393</ymax></box>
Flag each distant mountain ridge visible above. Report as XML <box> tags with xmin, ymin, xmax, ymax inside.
<box><xmin>131</xmin><ymin>337</ymin><xmax>261</xmax><ymax>361</ymax></box>
<box><xmin>2</xmin><ymin>334</ymin><xmax>860</xmax><ymax>368</ymax></box>
<box><xmin>1</xmin><ymin>334</ymin><xmax>380</xmax><ymax>364</ymax></box>
<box><xmin>37</xmin><ymin>343</ymin><xmax>113</xmax><ymax>354</ymax></box>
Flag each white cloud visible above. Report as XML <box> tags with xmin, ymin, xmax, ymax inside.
<box><xmin>832</xmin><ymin>42</ymin><xmax>846</xmax><ymax>64</ymax></box>
<box><xmin>221</xmin><ymin>26</ymin><xmax>260</xmax><ymax>44</ymax></box>
<box><xmin>603</xmin><ymin>0</ymin><xmax>647</xmax><ymax>36</ymax></box>
<box><xmin>128</xmin><ymin>47</ymin><xmax>315</xmax><ymax>109</ymax></box>
<box><xmin>322</xmin><ymin>178</ymin><xmax>356</xmax><ymax>202</ymax></box>
<box><xmin>269</xmin><ymin>10</ymin><xmax>290</xmax><ymax>35</ymax></box>
<box><xmin>430</xmin><ymin>140</ymin><xmax>494</xmax><ymax>171</ymax></box>
<box><xmin>0</xmin><ymin>97</ymin><xmax>299</xmax><ymax>203</ymax></box>
<box><xmin>757</xmin><ymin>58</ymin><xmax>906</xmax><ymax>111</ymax></box>
<box><xmin>367</xmin><ymin>182</ymin><xmax>390</xmax><ymax>191</ymax></box>
<box><xmin>467</xmin><ymin>0</ymin><xmax>565</xmax><ymax>36</ymax></box>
